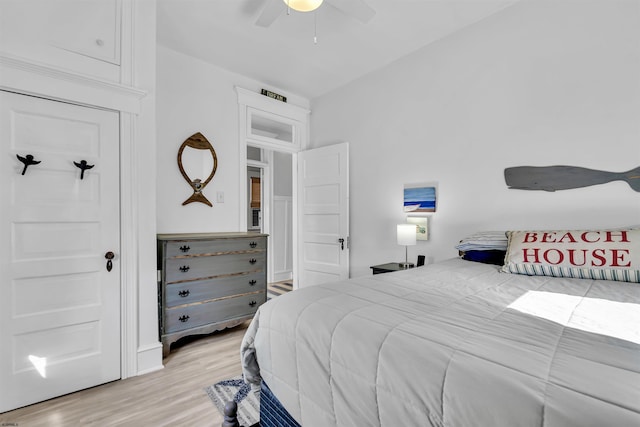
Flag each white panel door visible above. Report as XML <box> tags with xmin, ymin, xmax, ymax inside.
<box><xmin>0</xmin><ymin>91</ymin><xmax>120</xmax><ymax>412</ymax></box>
<box><xmin>297</xmin><ymin>143</ymin><xmax>349</xmax><ymax>287</ymax></box>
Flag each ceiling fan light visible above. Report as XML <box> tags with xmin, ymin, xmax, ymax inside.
<box><xmin>284</xmin><ymin>0</ymin><xmax>324</xmax><ymax>12</ymax></box>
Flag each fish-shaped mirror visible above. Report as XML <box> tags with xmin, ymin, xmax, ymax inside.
<box><xmin>177</xmin><ymin>132</ymin><xmax>218</xmax><ymax>206</ymax></box>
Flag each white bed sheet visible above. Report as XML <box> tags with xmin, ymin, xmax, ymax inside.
<box><xmin>241</xmin><ymin>258</ymin><xmax>640</xmax><ymax>426</ymax></box>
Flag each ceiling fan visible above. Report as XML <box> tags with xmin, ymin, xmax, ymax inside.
<box><xmin>255</xmin><ymin>0</ymin><xmax>376</xmax><ymax>27</ymax></box>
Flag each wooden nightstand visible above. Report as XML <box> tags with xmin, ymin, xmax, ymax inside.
<box><xmin>370</xmin><ymin>262</ymin><xmax>414</xmax><ymax>275</ymax></box>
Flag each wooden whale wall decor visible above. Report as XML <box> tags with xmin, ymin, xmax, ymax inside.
<box><xmin>504</xmin><ymin>165</ymin><xmax>640</xmax><ymax>192</ymax></box>
<box><xmin>177</xmin><ymin>132</ymin><xmax>218</xmax><ymax>206</ymax></box>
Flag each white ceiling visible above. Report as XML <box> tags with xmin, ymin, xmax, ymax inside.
<box><xmin>157</xmin><ymin>0</ymin><xmax>519</xmax><ymax>99</ymax></box>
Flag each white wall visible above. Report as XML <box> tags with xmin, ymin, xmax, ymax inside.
<box><xmin>156</xmin><ymin>46</ymin><xmax>309</xmax><ymax>233</ymax></box>
<box><xmin>310</xmin><ymin>0</ymin><xmax>640</xmax><ymax>277</ymax></box>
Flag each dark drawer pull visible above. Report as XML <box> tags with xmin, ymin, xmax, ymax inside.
<box><xmin>250</xmin><ymin>241</ymin><xmax>257</xmax><ymax>248</ymax></box>
<box><xmin>179</xmin><ymin>315</ymin><xmax>190</xmax><ymax>323</ymax></box>
<box><xmin>179</xmin><ymin>245</ymin><xmax>190</xmax><ymax>253</ymax></box>
<box><xmin>249</xmin><ymin>280</ymin><xmax>257</xmax><ymax>286</ymax></box>
<box><xmin>179</xmin><ymin>265</ymin><xmax>190</xmax><ymax>272</ymax></box>
<box><xmin>178</xmin><ymin>290</ymin><xmax>190</xmax><ymax>297</ymax></box>
<box><xmin>249</xmin><ymin>301</ymin><xmax>257</xmax><ymax>307</ymax></box>
<box><xmin>249</xmin><ymin>258</ymin><xmax>257</xmax><ymax>265</ymax></box>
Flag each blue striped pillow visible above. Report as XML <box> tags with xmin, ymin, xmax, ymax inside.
<box><xmin>501</xmin><ymin>229</ymin><xmax>640</xmax><ymax>283</ymax></box>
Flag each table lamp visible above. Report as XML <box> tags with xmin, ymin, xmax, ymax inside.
<box><xmin>397</xmin><ymin>224</ymin><xmax>416</xmax><ymax>268</ymax></box>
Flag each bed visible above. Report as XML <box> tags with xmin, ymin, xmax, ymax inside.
<box><xmin>237</xmin><ymin>228</ymin><xmax>640</xmax><ymax>427</ymax></box>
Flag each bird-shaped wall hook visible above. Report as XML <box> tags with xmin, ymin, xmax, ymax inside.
<box><xmin>16</xmin><ymin>154</ymin><xmax>41</xmax><ymax>175</ymax></box>
<box><xmin>73</xmin><ymin>160</ymin><xmax>95</xmax><ymax>180</ymax></box>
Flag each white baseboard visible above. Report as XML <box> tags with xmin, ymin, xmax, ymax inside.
<box><xmin>136</xmin><ymin>343</ymin><xmax>164</xmax><ymax>376</ymax></box>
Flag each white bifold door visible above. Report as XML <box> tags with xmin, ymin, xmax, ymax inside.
<box><xmin>0</xmin><ymin>91</ymin><xmax>121</xmax><ymax>412</ymax></box>
<box><xmin>297</xmin><ymin>143</ymin><xmax>350</xmax><ymax>287</ymax></box>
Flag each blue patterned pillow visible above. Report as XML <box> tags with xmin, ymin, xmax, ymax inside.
<box><xmin>501</xmin><ymin>229</ymin><xmax>640</xmax><ymax>283</ymax></box>
<box><xmin>462</xmin><ymin>250</ymin><xmax>506</xmax><ymax>265</ymax></box>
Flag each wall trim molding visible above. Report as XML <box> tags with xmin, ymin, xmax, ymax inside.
<box><xmin>236</xmin><ymin>86</ymin><xmax>309</xmax><ymax>119</ymax></box>
<box><xmin>0</xmin><ymin>52</ymin><xmax>146</xmax><ymax>113</ymax></box>
<box><xmin>119</xmin><ymin>111</ymin><xmax>140</xmax><ymax>379</ymax></box>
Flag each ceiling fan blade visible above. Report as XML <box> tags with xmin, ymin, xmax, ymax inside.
<box><xmin>255</xmin><ymin>0</ymin><xmax>286</xmax><ymax>27</ymax></box>
<box><xmin>327</xmin><ymin>0</ymin><xmax>376</xmax><ymax>23</ymax></box>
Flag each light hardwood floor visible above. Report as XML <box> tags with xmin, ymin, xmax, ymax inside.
<box><xmin>0</xmin><ymin>322</ymin><xmax>250</xmax><ymax>427</ymax></box>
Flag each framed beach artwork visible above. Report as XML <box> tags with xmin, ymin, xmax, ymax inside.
<box><xmin>407</xmin><ymin>217</ymin><xmax>429</xmax><ymax>241</ymax></box>
<box><xmin>404</xmin><ymin>184</ymin><xmax>436</xmax><ymax>213</ymax></box>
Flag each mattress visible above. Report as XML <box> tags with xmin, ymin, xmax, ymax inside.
<box><xmin>241</xmin><ymin>258</ymin><xmax>640</xmax><ymax>426</ymax></box>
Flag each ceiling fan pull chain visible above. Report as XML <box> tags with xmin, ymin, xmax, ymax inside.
<box><xmin>287</xmin><ymin>0</ymin><xmax>291</xmax><ymax>15</ymax></box>
<box><xmin>314</xmin><ymin>11</ymin><xmax>318</xmax><ymax>44</ymax></box>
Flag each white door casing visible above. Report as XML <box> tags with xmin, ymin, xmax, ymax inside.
<box><xmin>297</xmin><ymin>143</ymin><xmax>350</xmax><ymax>287</ymax></box>
<box><xmin>237</xmin><ymin>88</ymin><xmax>310</xmax><ymax>291</ymax></box>
<box><xmin>0</xmin><ymin>91</ymin><xmax>120</xmax><ymax>412</ymax></box>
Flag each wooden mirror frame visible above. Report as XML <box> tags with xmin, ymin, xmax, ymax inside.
<box><xmin>177</xmin><ymin>132</ymin><xmax>218</xmax><ymax>206</ymax></box>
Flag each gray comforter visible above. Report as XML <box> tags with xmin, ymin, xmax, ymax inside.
<box><xmin>241</xmin><ymin>258</ymin><xmax>640</xmax><ymax>426</ymax></box>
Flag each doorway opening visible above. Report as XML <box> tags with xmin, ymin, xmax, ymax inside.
<box><xmin>247</xmin><ymin>165</ymin><xmax>262</xmax><ymax>232</ymax></box>
<box><xmin>247</xmin><ymin>146</ymin><xmax>293</xmax><ymax>298</ymax></box>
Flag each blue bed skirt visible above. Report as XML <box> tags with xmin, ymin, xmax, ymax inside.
<box><xmin>260</xmin><ymin>380</ymin><xmax>301</xmax><ymax>427</ymax></box>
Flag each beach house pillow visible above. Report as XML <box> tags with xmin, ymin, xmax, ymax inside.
<box><xmin>502</xmin><ymin>228</ymin><xmax>640</xmax><ymax>283</ymax></box>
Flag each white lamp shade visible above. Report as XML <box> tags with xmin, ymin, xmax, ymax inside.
<box><xmin>283</xmin><ymin>0</ymin><xmax>324</xmax><ymax>12</ymax></box>
<box><xmin>397</xmin><ymin>224</ymin><xmax>417</xmax><ymax>246</ymax></box>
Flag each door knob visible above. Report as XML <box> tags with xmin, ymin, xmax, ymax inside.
<box><xmin>105</xmin><ymin>251</ymin><xmax>115</xmax><ymax>272</ymax></box>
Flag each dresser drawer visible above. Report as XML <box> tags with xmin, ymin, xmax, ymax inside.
<box><xmin>165</xmin><ymin>252</ymin><xmax>265</xmax><ymax>283</ymax></box>
<box><xmin>164</xmin><ymin>291</ymin><xmax>266</xmax><ymax>333</ymax></box>
<box><xmin>165</xmin><ymin>237</ymin><xmax>266</xmax><ymax>257</ymax></box>
<box><xmin>164</xmin><ymin>272</ymin><xmax>264</xmax><ymax>308</ymax></box>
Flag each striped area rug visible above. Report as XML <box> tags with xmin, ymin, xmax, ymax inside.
<box><xmin>205</xmin><ymin>376</ymin><xmax>259</xmax><ymax>427</ymax></box>
<box><xmin>267</xmin><ymin>281</ymin><xmax>292</xmax><ymax>300</ymax></box>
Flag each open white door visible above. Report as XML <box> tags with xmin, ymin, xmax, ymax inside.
<box><xmin>297</xmin><ymin>143</ymin><xmax>349</xmax><ymax>287</ymax></box>
<box><xmin>0</xmin><ymin>91</ymin><xmax>121</xmax><ymax>412</ymax></box>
